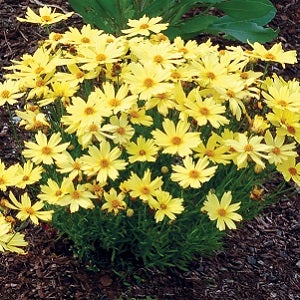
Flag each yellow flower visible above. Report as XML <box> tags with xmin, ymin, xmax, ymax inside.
<box><xmin>101</xmin><ymin>188</ymin><xmax>127</xmax><ymax>215</ymax></box>
<box><xmin>23</xmin><ymin>131</ymin><xmax>70</xmax><ymax>165</ymax></box>
<box><xmin>38</xmin><ymin>177</ymin><xmax>70</xmax><ymax>204</ymax></box>
<box><xmin>109</xmin><ymin>114</ymin><xmax>135</xmax><ymax>145</ymax></box>
<box><xmin>185</xmin><ymin>95</ymin><xmax>229</xmax><ymax>128</ymax></box>
<box><xmin>264</xmin><ymin>130</ymin><xmax>297</xmax><ymax>165</ymax></box>
<box><xmin>6</xmin><ymin>192</ymin><xmax>53</xmax><ymax>225</ymax></box>
<box><xmin>225</xmin><ymin>133</ymin><xmax>270</xmax><ymax>169</ymax></box>
<box><xmin>123</xmin><ymin>169</ymin><xmax>163</xmax><ymax>204</ymax></box>
<box><xmin>55</xmin><ymin>152</ymin><xmax>83</xmax><ymax>181</ymax></box>
<box><xmin>152</xmin><ymin>119</ymin><xmax>200</xmax><ymax>157</ymax></box>
<box><xmin>128</xmin><ymin>104</ymin><xmax>153</xmax><ymax>126</ymax></box>
<box><xmin>17</xmin><ymin>6</ymin><xmax>73</xmax><ymax>26</ymax></box>
<box><xmin>151</xmin><ymin>190</ymin><xmax>184</xmax><ymax>223</ymax></box>
<box><xmin>122</xmin><ymin>62</ymin><xmax>172</xmax><ymax>100</ymax></box>
<box><xmin>57</xmin><ymin>180</ymin><xmax>96</xmax><ymax>213</ymax></box>
<box><xmin>0</xmin><ymin>80</ymin><xmax>24</xmax><ymax>106</ymax></box>
<box><xmin>247</xmin><ymin>42</ymin><xmax>297</xmax><ymax>68</ymax></box>
<box><xmin>15</xmin><ymin>161</ymin><xmax>43</xmax><ymax>189</ymax></box>
<box><xmin>80</xmin><ymin>141</ymin><xmax>127</xmax><ymax>183</ymax></box>
<box><xmin>121</xmin><ymin>15</ymin><xmax>169</xmax><ymax>37</ymax></box>
<box><xmin>276</xmin><ymin>157</ymin><xmax>300</xmax><ymax>186</ymax></box>
<box><xmin>202</xmin><ymin>191</ymin><xmax>242</xmax><ymax>231</ymax></box>
<box><xmin>0</xmin><ymin>161</ymin><xmax>18</xmax><ymax>192</ymax></box>
<box><xmin>171</xmin><ymin>156</ymin><xmax>217</xmax><ymax>188</ymax></box>
<box><xmin>126</xmin><ymin>136</ymin><xmax>158</xmax><ymax>163</ymax></box>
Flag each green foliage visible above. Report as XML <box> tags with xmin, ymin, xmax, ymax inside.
<box><xmin>67</xmin><ymin>0</ymin><xmax>278</xmax><ymax>42</ymax></box>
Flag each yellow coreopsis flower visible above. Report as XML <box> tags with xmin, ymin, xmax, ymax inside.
<box><xmin>109</xmin><ymin>114</ymin><xmax>135</xmax><ymax>145</ymax></box>
<box><xmin>225</xmin><ymin>133</ymin><xmax>271</xmax><ymax>169</ymax></box>
<box><xmin>15</xmin><ymin>161</ymin><xmax>43</xmax><ymax>189</ymax></box>
<box><xmin>121</xmin><ymin>15</ymin><xmax>169</xmax><ymax>37</ymax></box>
<box><xmin>0</xmin><ymin>80</ymin><xmax>24</xmax><ymax>106</ymax></box>
<box><xmin>123</xmin><ymin>169</ymin><xmax>163</xmax><ymax>204</ymax></box>
<box><xmin>6</xmin><ymin>192</ymin><xmax>53</xmax><ymax>225</ymax></box>
<box><xmin>247</xmin><ymin>42</ymin><xmax>297</xmax><ymax>68</ymax></box>
<box><xmin>101</xmin><ymin>188</ymin><xmax>127</xmax><ymax>215</ymax></box>
<box><xmin>151</xmin><ymin>190</ymin><xmax>184</xmax><ymax>223</ymax></box>
<box><xmin>56</xmin><ymin>180</ymin><xmax>96</xmax><ymax>213</ymax></box>
<box><xmin>23</xmin><ymin>131</ymin><xmax>70</xmax><ymax>165</ymax></box>
<box><xmin>126</xmin><ymin>136</ymin><xmax>158</xmax><ymax>163</ymax></box>
<box><xmin>17</xmin><ymin>6</ymin><xmax>73</xmax><ymax>26</ymax></box>
<box><xmin>276</xmin><ymin>157</ymin><xmax>300</xmax><ymax>186</ymax></box>
<box><xmin>202</xmin><ymin>191</ymin><xmax>242</xmax><ymax>231</ymax></box>
<box><xmin>0</xmin><ymin>161</ymin><xmax>18</xmax><ymax>192</ymax></box>
<box><xmin>152</xmin><ymin>119</ymin><xmax>200</xmax><ymax>157</ymax></box>
<box><xmin>171</xmin><ymin>156</ymin><xmax>217</xmax><ymax>188</ymax></box>
<box><xmin>80</xmin><ymin>141</ymin><xmax>127</xmax><ymax>183</ymax></box>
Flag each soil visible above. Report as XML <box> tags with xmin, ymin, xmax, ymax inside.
<box><xmin>0</xmin><ymin>0</ymin><xmax>299</xmax><ymax>299</ymax></box>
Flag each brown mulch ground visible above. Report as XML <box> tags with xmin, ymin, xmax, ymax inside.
<box><xmin>0</xmin><ymin>0</ymin><xmax>300</xmax><ymax>299</ymax></box>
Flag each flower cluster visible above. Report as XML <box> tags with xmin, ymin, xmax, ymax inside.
<box><xmin>0</xmin><ymin>8</ymin><xmax>299</xmax><ymax>256</ymax></box>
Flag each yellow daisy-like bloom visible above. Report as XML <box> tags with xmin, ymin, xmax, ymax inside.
<box><xmin>151</xmin><ymin>190</ymin><xmax>184</xmax><ymax>223</ymax></box>
<box><xmin>122</xmin><ymin>62</ymin><xmax>172</xmax><ymax>100</ymax></box>
<box><xmin>171</xmin><ymin>156</ymin><xmax>217</xmax><ymax>188</ymax></box>
<box><xmin>276</xmin><ymin>157</ymin><xmax>300</xmax><ymax>187</ymax></box>
<box><xmin>128</xmin><ymin>104</ymin><xmax>153</xmax><ymax>126</ymax></box>
<box><xmin>123</xmin><ymin>169</ymin><xmax>163</xmax><ymax>204</ymax></box>
<box><xmin>225</xmin><ymin>133</ymin><xmax>271</xmax><ymax>169</ymax></box>
<box><xmin>185</xmin><ymin>95</ymin><xmax>229</xmax><ymax>128</ymax></box>
<box><xmin>0</xmin><ymin>215</ymin><xmax>28</xmax><ymax>254</ymax></box>
<box><xmin>0</xmin><ymin>161</ymin><xmax>18</xmax><ymax>192</ymax></box>
<box><xmin>264</xmin><ymin>130</ymin><xmax>297</xmax><ymax>165</ymax></box>
<box><xmin>80</xmin><ymin>141</ymin><xmax>127</xmax><ymax>183</ymax></box>
<box><xmin>5</xmin><ymin>192</ymin><xmax>54</xmax><ymax>225</ymax></box>
<box><xmin>151</xmin><ymin>119</ymin><xmax>200</xmax><ymax>157</ymax></box>
<box><xmin>109</xmin><ymin>114</ymin><xmax>135</xmax><ymax>145</ymax></box>
<box><xmin>101</xmin><ymin>188</ymin><xmax>127</xmax><ymax>215</ymax></box>
<box><xmin>23</xmin><ymin>131</ymin><xmax>70</xmax><ymax>165</ymax></box>
<box><xmin>15</xmin><ymin>161</ymin><xmax>43</xmax><ymax>189</ymax></box>
<box><xmin>126</xmin><ymin>136</ymin><xmax>158</xmax><ymax>163</ymax></box>
<box><xmin>57</xmin><ymin>180</ymin><xmax>96</xmax><ymax>213</ymax></box>
<box><xmin>202</xmin><ymin>191</ymin><xmax>242</xmax><ymax>231</ymax></box>
<box><xmin>247</xmin><ymin>42</ymin><xmax>297</xmax><ymax>68</ymax></box>
<box><xmin>121</xmin><ymin>15</ymin><xmax>169</xmax><ymax>37</ymax></box>
<box><xmin>38</xmin><ymin>177</ymin><xmax>70</xmax><ymax>205</ymax></box>
<box><xmin>55</xmin><ymin>152</ymin><xmax>83</xmax><ymax>181</ymax></box>
<box><xmin>0</xmin><ymin>80</ymin><xmax>24</xmax><ymax>106</ymax></box>
<box><xmin>17</xmin><ymin>6</ymin><xmax>73</xmax><ymax>26</ymax></box>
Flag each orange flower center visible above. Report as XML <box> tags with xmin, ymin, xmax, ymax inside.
<box><xmin>116</xmin><ymin>127</ymin><xmax>126</xmax><ymax>135</ymax></box>
<box><xmin>99</xmin><ymin>159</ymin><xmax>110</xmax><ymax>168</ymax></box>
<box><xmin>240</xmin><ymin>72</ymin><xmax>249</xmax><ymax>79</ymax></box>
<box><xmin>84</xmin><ymin>107</ymin><xmax>95</xmax><ymax>115</ymax></box>
<box><xmin>288</xmin><ymin>167</ymin><xmax>297</xmax><ymax>176</ymax></box>
<box><xmin>171</xmin><ymin>136</ymin><xmax>182</xmax><ymax>145</ymax></box>
<box><xmin>139</xmin><ymin>149</ymin><xmax>146</xmax><ymax>156</ymax></box>
<box><xmin>55</xmin><ymin>190</ymin><xmax>62</xmax><ymax>196</ymax></box>
<box><xmin>1</xmin><ymin>90</ymin><xmax>10</xmax><ymax>98</ymax></box>
<box><xmin>96</xmin><ymin>53</ymin><xmax>106</xmax><ymax>61</ymax></box>
<box><xmin>112</xmin><ymin>199</ymin><xmax>120</xmax><ymax>208</ymax></box>
<box><xmin>22</xmin><ymin>175</ymin><xmax>29</xmax><ymax>181</ymax></box>
<box><xmin>179</xmin><ymin>47</ymin><xmax>188</xmax><ymax>54</ymax></box>
<box><xmin>153</xmin><ymin>55</ymin><xmax>163</xmax><ymax>63</ymax></box>
<box><xmin>72</xmin><ymin>191</ymin><xmax>81</xmax><ymax>199</ymax></box>
<box><xmin>143</xmin><ymin>78</ymin><xmax>154</xmax><ymax>88</ymax></box>
<box><xmin>226</xmin><ymin>90</ymin><xmax>235</xmax><ymax>98</ymax></box>
<box><xmin>218</xmin><ymin>208</ymin><xmax>227</xmax><ymax>217</ymax></box>
<box><xmin>35</xmin><ymin>66</ymin><xmax>44</xmax><ymax>74</ymax></box>
<box><xmin>287</xmin><ymin>126</ymin><xmax>296</xmax><ymax>135</ymax></box>
<box><xmin>76</xmin><ymin>71</ymin><xmax>85</xmax><ymax>79</ymax></box>
<box><xmin>189</xmin><ymin>170</ymin><xmax>200</xmax><ymax>179</ymax></box>
<box><xmin>199</xmin><ymin>107</ymin><xmax>210</xmax><ymax>116</ymax></box>
<box><xmin>109</xmin><ymin>98</ymin><xmax>121</xmax><ymax>107</ymax></box>
<box><xmin>140</xmin><ymin>23</ymin><xmax>149</xmax><ymax>29</ymax></box>
<box><xmin>171</xmin><ymin>71</ymin><xmax>181</xmax><ymax>79</ymax></box>
<box><xmin>244</xmin><ymin>144</ymin><xmax>254</xmax><ymax>152</ymax></box>
<box><xmin>160</xmin><ymin>203</ymin><xmax>167</xmax><ymax>210</ymax></box>
<box><xmin>89</xmin><ymin>124</ymin><xmax>98</xmax><ymax>132</ymax></box>
<box><xmin>205</xmin><ymin>149</ymin><xmax>215</xmax><ymax>157</ymax></box>
<box><xmin>53</xmin><ymin>33</ymin><xmax>62</xmax><ymax>41</ymax></box>
<box><xmin>141</xmin><ymin>186</ymin><xmax>150</xmax><ymax>195</ymax></box>
<box><xmin>264</xmin><ymin>53</ymin><xmax>276</xmax><ymax>60</ymax></box>
<box><xmin>272</xmin><ymin>147</ymin><xmax>281</xmax><ymax>155</ymax></box>
<box><xmin>42</xmin><ymin>15</ymin><xmax>52</xmax><ymax>22</ymax></box>
<box><xmin>25</xmin><ymin>207</ymin><xmax>35</xmax><ymax>215</ymax></box>
<box><xmin>81</xmin><ymin>37</ymin><xmax>90</xmax><ymax>43</ymax></box>
<box><xmin>206</xmin><ymin>72</ymin><xmax>215</xmax><ymax>79</ymax></box>
<box><xmin>0</xmin><ymin>178</ymin><xmax>5</xmax><ymax>185</ymax></box>
<box><xmin>41</xmin><ymin>146</ymin><xmax>52</xmax><ymax>155</ymax></box>
<box><xmin>36</xmin><ymin>79</ymin><xmax>45</xmax><ymax>87</ymax></box>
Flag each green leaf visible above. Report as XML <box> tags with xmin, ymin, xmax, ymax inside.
<box><xmin>206</xmin><ymin>16</ymin><xmax>279</xmax><ymax>43</ymax></box>
<box><xmin>216</xmin><ymin>0</ymin><xmax>276</xmax><ymax>26</ymax></box>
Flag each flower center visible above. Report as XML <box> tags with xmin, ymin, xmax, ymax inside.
<box><xmin>55</xmin><ymin>190</ymin><xmax>62</xmax><ymax>196</ymax></box>
<box><xmin>240</xmin><ymin>72</ymin><xmax>249</xmax><ymax>79</ymax></box>
<box><xmin>205</xmin><ymin>149</ymin><xmax>215</xmax><ymax>157</ymax></box>
<box><xmin>287</xmin><ymin>126</ymin><xmax>296</xmax><ymax>135</ymax></box>
<box><xmin>264</xmin><ymin>53</ymin><xmax>276</xmax><ymax>60</ymax></box>
<box><xmin>139</xmin><ymin>149</ymin><xmax>146</xmax><ymax>156</ymax></box>
<box><xmin>189</xmin><ymin>170</ymin><xmax>200</xmax><ymax>179</ymax></box>
<box><xmin>22</xmin><ymin>175</ymin><xmax>29</xmax><ymax>181</ymax></box>
<box><xmin>199</xmin><ymin>107</ymin><xmax>210</xmax><ymax>116</ymax></box>
<box><xmin>84</xmin><ymin>107</ymin><xmax>95</xmax><ymax>115</ymax></box>
<box><xmin>25</xmin><ymin>207</ymin><xmax>35</xmax><ymax>215</ymax></box>
<box><xmin>140</xmin><ymin>23</ymin><xmax>149</xmax><ymax>29</ymax></box>
<box><xmin>99</xmin><ymin>159</ymin><xmax>110</xmax><ymax>168</ymax></box>
<box><xmin>272</xmin><ymin>147</ymin><xmax>281</xmax><ymax>155</ymax></box>
<box><xmin>108</xmin><ymin>98</ymin><xmax>121</xmax><ymax>107</ymax></box>
<box><xmin>218</xmin><ymin>208</ymin><xmax>227</xmax><ymax>217</ymax></box>
<box><xmin>226</xmin><ymin>90</ymin><xmax>235</xmax><ymax>98</ymax></box>
<box><xmin>171</xmin><ymin>136</ymin><xmax>182</xmax><ymax>145</ymax></box>
<box><xmin>76</xmin><ymin>71</ymin><xmax>85</xmax><ymax>79</ymax></box>
<box><xmin>171</xmin><ymin>71</ymin><xmax>181</xmax><ymax>79</ymax></box>
<box><xmin>81</xmin><ymin>37</ymin><xmax>90</xmax><ymax>43</ymax></box>
<box><xmin>89</xmin><ymin>124</ymin><xmax>98</xmax><ymax>132</ymax></box>
<box><xmin>53</xmin><ymin>33</ymin><xmax>62</xmax><ymax>41</ymax></box>
<box><xmin>96</xmin><ymin>53</ymin><xmax>106</xmax><ymax>61</ymax></box>
<box><xmin>244</xmin><ymin>144</ymin><xmax>254</xmax><ymax>152</ymax></box>
<box><xmin>153</xmin><ymin>55</ymin><xmax>164</xmax><ymax>63</ymax></box>
<box><xmin>1</xmin><ymin>90</ymin><xmax>10</xmax><ymax>98</ymax></box>
<box><xmin>143</xmin><ymin>78</ymin><xmax>154</xmax><ymax>88</ymax></box>
<box><xmin>116</xmin><ymin>127</ymin><xmax>126</xmax><ymax>135</ymax></box>
<box><xmin>41</xmin><ymin>146</ymin><xmax>52</xmax><ymax>155</ymax></box>
<box><xmin>112</xmin><ymin>199</ymin><xmax>120</xmax><ymax>208</ymax></box>
<box><xmin>35</xmin><ymin>66</ymin><xmax>44</xmax><ymax>74</ymax></box>
<box><xmin>288</xmin><ymin>167</ymin><xmax>297</xmax><ymax>176</ymax></box>
<box><xmin>72</xmin><ymin>191</ymin><xmax>81</xmax><ymax>199</ymax></box>
<box><xmin>141</xmin><ymin>186</ymin><xmax>150</xmax><ymax>194</ymax></box>
<box><xmin>160</xmin><ymin>203</ymin><xmax>167</xmax><ymax>210</ymax></box>
<box><xmin>179</xmin><ymin>47</ymin><xmax>188</xmax><ymax>54</ymax></box>
<box><xmin>206</xmin><ymin>72</ymin><xmax>215</xmax><ymax>79</ymax></box>
<box><xmin>42</xmin><ymin>15</ymin><xmax>52</xmax><ymax>22</ymax></box>
<box><xmin>36</xmin><ymin>79</ymin><xmax>45</xmax><ymax>87</ymax></box>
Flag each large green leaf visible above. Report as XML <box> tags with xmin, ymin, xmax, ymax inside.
<box><xmin>165</xmin><ymin>14</ymin><xmax>218</xmax><ymax>39</ymax></box>
<box><xmin>215</xmin><ymin>0</ymin><xmax>276</xmax><ymax>25</ymax></box>
<box><xmin>206</xmin><ymin>16</ymin><xmax>279</xmax><ymax>43</ymax></box>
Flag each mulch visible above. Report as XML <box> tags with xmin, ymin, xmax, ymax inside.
<box><xmin>0</xmin><ymin>0</ymin><xmax>299</xmax><ymax>299</ymax></box>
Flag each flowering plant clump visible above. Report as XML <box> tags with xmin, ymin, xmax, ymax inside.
<box><xmin>0</xmin><ymin>7</ymin><xmax>299</xmax><ymax>269</ymax></box>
